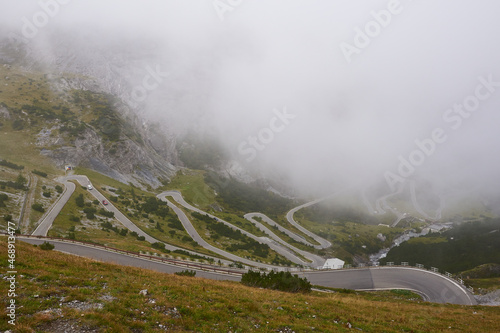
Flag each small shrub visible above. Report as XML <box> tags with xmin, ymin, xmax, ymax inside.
<box><xmin>175</xmin><ymin>270</ymin><xmax>196</xmax><ymax>277</ymax></box>
<box><xmin>241</xmin><ymin>270</ymin><xmax>311</xmax><ymax>293</ymax></box>
<box><xmin>69</xmin><ymin>215</ymin><xmax>80</xmax><ymax>223</ymax></box>
<box><xmin>152</xmin><ymin>242</ymin><xmax>166</xmax><ymax>250</ymax></box>
<box><xmin>83</xmin><ymin>207</ymin><xmax>97</xmax><ymax>219</ymax></box>
<box><xmin>75</xmin><ymin>194</ymin><xmax>84</xmax><ymax>207</ymax></box>
<box><xmin>31</xmin><ymin>203</ymin><xmax>45</xmax><ymax>213</ymax></box>
<box><xmin>98</xmin><ymin>209</ymin><xmax>114</xmax><ymax>218</ymax></box>
<box><xmin>40</xmin><ymin>241</ymin><xmax>55</xmax><ymax>250</ymax></box>
<box><xmin>32</xmin><ymin>170</ymin><xmax>47</xmax><ymax>177</ymax></box>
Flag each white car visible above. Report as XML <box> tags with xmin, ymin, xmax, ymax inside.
<box><xmin>87</xmin><ymin>185</ymin><xmax>93</xmax><ymax>190</ymax></box>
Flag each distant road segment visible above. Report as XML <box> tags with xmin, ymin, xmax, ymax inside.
<box><xmin>32</xmin><ymin>178</ymin><xmax>75</xmax><ymax>236</ymax></box>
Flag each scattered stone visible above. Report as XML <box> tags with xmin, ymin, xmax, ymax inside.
<box><xmin>139</xmin><ymin>289</ymin><xmax>148</xmax><ymax>296</ymax></box>
<box><xmin>36</xmin><ymin>318</ymin><xmax>99</xmax><ymax>333</ymax></box>
<box><xmin>63</xmin><ymin>300</ymin><xmax>103</xmax><ymax>311</ymax></box>
<box><xmin>165</xmin><ymin>307</ymin><xmax>181</xmax><ymax>319</ymax></box>
<box><xmin>99</xmin><ymin>294</ymin><xmax>116</xmax><ymax>302</ymax></box>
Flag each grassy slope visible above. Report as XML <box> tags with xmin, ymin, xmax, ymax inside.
<box><xmin>380</xmin><ymin>219</ymin><xmax>500</xmax><ymax>273</ymax></box>
<box><xmin>51</xmin><ymin>175</ymin><xmax>219</xmax><ymax>261</ymax></box>
<box><xmin>162</xmin><ymin>169</ymin><xmax>216</xmax><ymax>210</ymax></box>
<box><xmin>0</xmin><ymin>167</ymin><xmax>25</xmax><ymax>229</ymax></box>
<box><xmin>1</xmin><ymin>240</ymin><xmax>500</xmax><ymax>332</ymax></box>
<box><xmin>0</xmin><ymin>65</ymin><xmax>64</xmax><ymax>173</ymax></box>
<box><xmin>294</xmin><ymin>211</ymin><xmax>405</xmax><ymax>263</ymax></box>
<box><xmin>164</xmin><ymin>171</ymin><xmax>299</xmax><ymax>264</ymax></box>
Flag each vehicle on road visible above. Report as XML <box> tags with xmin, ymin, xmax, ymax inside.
<box><xmin>102</xmin><ymin>200</ymin><xmax>108</xmax><ymax>205</ymax></box>
<box><xmin>87</xmin><ymin>185</ymin><xmax>93</xmax><ymax>190</ymax></box>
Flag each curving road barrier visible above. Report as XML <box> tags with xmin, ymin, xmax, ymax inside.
<box><xmin>26</xmin><ymin>175</ymin><xmax>477</xmax><ymax>305</ymax></box>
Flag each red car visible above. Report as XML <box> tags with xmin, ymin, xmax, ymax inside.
<box><xmin>102</xmin><ymin>200</ymin><xmax>108</xmax><ymax>205</ymax></box>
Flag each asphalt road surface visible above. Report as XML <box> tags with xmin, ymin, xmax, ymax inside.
<box><xmin>19</xmin><ymin>237</ymin><xmax>476</xmax><ymax>305</ymax></box>
<box><xmin>27</xmin><ymin>177</ymin><xmax>477</xmax><ymax>305</ymax></box>
<box><xmin>158</xmin><ymin>191</ymin><xmax>312</xmax><ymax>268</ymax></box>
<box><xmin>32</xmin><ymin>178</ymin><xmax>75</xmax><ymax>236</ymax></box>
<box><xmin>300</xmin><ymin>267</ymin><xmax>476</xmax><ymax>305</ymax></box>
<box><xmin>21</xmin><ymin>237</ymin><xmax>240</xmax><ymax>281</ymax></box>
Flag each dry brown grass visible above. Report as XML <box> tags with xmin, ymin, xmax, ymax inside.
<box><xmin>1</xmin><ymin>239</ymin><xmax>499</xmax><ymax>332</ymax></box>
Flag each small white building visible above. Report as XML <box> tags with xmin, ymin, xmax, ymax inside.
<box><xmin>321</xmin><ymin>258</ymin><xmax>345</xmax><ymax>270</ymax></box>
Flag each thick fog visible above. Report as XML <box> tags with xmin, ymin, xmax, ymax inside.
<box><xmin>1</xmin><ymin>0</ymin><xmax>500</xmax><ymax>199</ymax></box>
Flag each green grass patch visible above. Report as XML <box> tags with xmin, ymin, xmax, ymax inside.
<box><xmin>164</xmin><ymin>169</ymin><xmax>216</xmax><ymax>210</ymax></box>
<box><xmin>381</xmin><ymin>218</ymin><xmax>500</xmax><ymax>272</ymax></box>
<box><xmin>2</xmin><ymin>240</ymin><xmax>500</xmax><ymax>332</ymax></box>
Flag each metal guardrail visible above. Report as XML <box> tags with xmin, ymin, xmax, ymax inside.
<box><xmin>8</xmin><ymin>233</ymin><xmax>244</xmax><ymax>276</ymax></box>
<box><xmin>327</xmin><ymin>261</ymin><xmax>475</xmax><ymax>294</ymax></box>
<box><xmin>4</xmin><ymin>233</ymin><xmax>477</xmax><ymax>294</ymax></box>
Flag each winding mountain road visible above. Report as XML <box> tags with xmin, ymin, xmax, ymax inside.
<box><xmin>27</xmin><ymin>175</ymin><xmax>477</xmax><ymax>305</ymax></box>
<box><xmin>285</xmin><ymin>199</ymin><xmax>332</xmax><ymax>249</ymax></box>
<box><xmin>157</xmin><ymin>191</ymin><xmax>316</xmax><ymax>267</ymax></box>
<box><xmin>32</xmin><ymin>176</ymin><xmax>248</xmax><ymax>266</ymax></box>
<box><xmin>17</xmin><ymin>236</ymin><xmax>476</xmax><ymax>305</ymax></box>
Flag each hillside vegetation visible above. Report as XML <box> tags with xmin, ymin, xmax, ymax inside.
<box><xmin>2</xmin><ymin>240</ymin><xmax>500</xmax><ymax>332</ymax></box>
<box><xmin>381</xmin><ymin>218</ymin><xmax>500</xmax><ymax>273</ymax></box>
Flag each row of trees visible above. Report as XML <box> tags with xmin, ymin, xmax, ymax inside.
<box><xmin>0</xmin><ymin>159</ymin><xmax>24</xmax><ymax>170</ymax></box>
<box><xmin>381</xmin><ymin>218</ymin><xmax>500</xmax><ymax>273</ymax></box>
<box><xmin>204</xmin><ymin>172</ymin><xmax>294</xmax><ymax>215</ymax></box>
<box><xmin>241</xmin><ymin>270</ymin><xmax>311</xmax><ymax>293</ymax></box>
<box><xmin>192</xmin><ymin>212</ymin><xmax>270</xmax><ymax>258</ymax></box>
<box><xmin>0</xmin><ymin>174</ymin><xmax>28</xmax><ymax>191</ymax></box>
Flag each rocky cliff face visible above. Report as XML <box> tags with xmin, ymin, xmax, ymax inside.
<box><xmin>0</xmin><ymin>35</ymin><xmax>181</xmax><ymax>188</ymax></box>
<box><xmin>0</xmin><ymin>31</ymin><xmax>260</xmax><ymax>189</ymax></box>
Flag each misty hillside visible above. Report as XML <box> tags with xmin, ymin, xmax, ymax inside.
<box><xmin>1</xmin><ymin>0</ymin><xmax>499</xmax><ymax>205</ymax></box>
<box><xmin>1</xmin><ymin>3</ymin><xmax>500</xmax><ymax>331</ymax></box>
<box><xmin>0</xmin><ymin>59</ymin><xmax>181</xmax><ymax>189</ymax></box>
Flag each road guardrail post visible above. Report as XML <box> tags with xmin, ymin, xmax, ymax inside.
<box><xmin>401</xmin><ymin>262</ymin><xmax>408</xmax><ymax>266</ymax></box>
<box><xmin>416</xmin><ymin>263</ymin><xmax>424</xmax><ymax>269</ymax></box>
<box><xmin>431</xmin><ymin>267</ymin><xmax>438</xmax><ymax>273</ymax></box>
<box><xmin>387</xmin><ymin>262</ymin><xmax>393</xmax><ymax>266</ymax></box>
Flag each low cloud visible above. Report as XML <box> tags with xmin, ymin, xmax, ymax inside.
<box><xmin>1</xmin><ymin>0</ymin><xmax>499</xmax><ymax>200</ymax></box>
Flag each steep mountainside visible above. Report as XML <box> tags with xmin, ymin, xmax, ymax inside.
<box><xmin>0</xmin><ymin>52</ymin><xmax>178</xmax><ymax>188</ymax></box>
